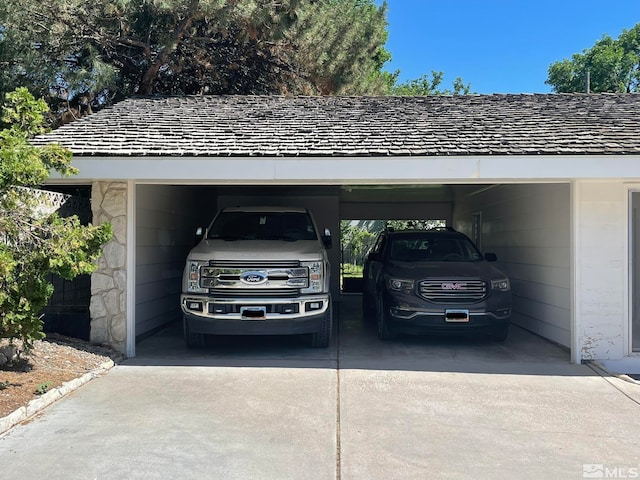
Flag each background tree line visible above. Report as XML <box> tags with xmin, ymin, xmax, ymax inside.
<box><xmin>1</xmin><ymin>0</ymin><xmax>638</xmax><ymax>126</ymax></box>
<box><xmin>0</xmin><ymin>0</ymin><xmax>469</xmax><ymax>125</ymax></box>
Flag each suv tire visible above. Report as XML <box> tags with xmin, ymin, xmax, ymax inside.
<box><xmin>376</xmin><ymin>295</ymin><xmax>396</xmax><ymax>340</ymax></box>
<box><xmin>490</xmin><ymin>323</ymin><xmax>509</xmax><ymax>342</ymax></box>
<box><xmin>362</xmin><ymin>291</ymin><xmax>375</xmax><ymax>322</ymax></box>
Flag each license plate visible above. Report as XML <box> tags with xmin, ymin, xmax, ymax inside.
<box><xmin>445</xmin><ymin>309</ymin><xmax>469</xmax><ymax>323</ymax></box>
<box><xmin>240</xmin><ymin>306</ymin><xmax>267</xmax><ymax>320</ymax></box>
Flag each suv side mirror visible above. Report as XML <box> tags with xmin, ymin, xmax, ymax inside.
<box><xmin>368</xmin><ymin>252</ymin><xmax>382</xmax><ymax>262</ymax></box>
<box><xmin>194</xmin><ymin>226</ymin><xmax>205</xmax><ymax>246</ymax></box>
<box><xmin>484</xmin><ymin>252</ymin><xmax>497</xmax><ymax>262</ymax></box>
<box><xmin>321</xmin><ymin>228</ymin><xmax>332</xmax><ymax>249</ymax></box>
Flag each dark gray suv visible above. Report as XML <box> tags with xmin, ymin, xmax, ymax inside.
<box><xmin>362</xmin><ymin>228</ymin><xmax>511</xmax><ymax>341</ymax></box>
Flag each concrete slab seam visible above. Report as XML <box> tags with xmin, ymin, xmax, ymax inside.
<box><xmin>591</xmin><ymin>360</ymin><xmax>640</xmax><ymax>385</ymax></box>
<box><xmin>0</xmin><ymin>359</ymin><xmax>116</xmax><ymax>437</ymax></box>
<box><xmin>588</xmin><ymin>361</ymin><xmax>640</xmax><ymax>406</ymax></box>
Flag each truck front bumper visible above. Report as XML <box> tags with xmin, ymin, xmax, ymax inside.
<box><xmin>181</xmin><ymin>294</ymin><xmax>330</xmax><ymax>335</ymax></box>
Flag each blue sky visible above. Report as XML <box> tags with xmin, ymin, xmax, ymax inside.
<box><xmin>378</xmin><ymin>0</ymin><xmax>640</xmax><ymax>93</ymax></box>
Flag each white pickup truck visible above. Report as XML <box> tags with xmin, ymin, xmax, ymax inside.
<box><xmin>181</xmin><ymin>206</ymin><xmax>333</xmax><ymax>348</ymax></box>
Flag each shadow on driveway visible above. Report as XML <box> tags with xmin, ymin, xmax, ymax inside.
<box><xmin>130</xmin><ymin>294</ymin><xmax>582</xmax><ymax>377</ymax></box>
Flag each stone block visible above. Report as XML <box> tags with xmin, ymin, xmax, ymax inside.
<box><xmin>103</xmin><ymin>242</ymin><xmax>126</xmax><ymax>269</ymax></box>
<box><xmin>111</xmin><ymin>216</ymin><xmax>127</xmax><ymax>244</ymax></box>
<box><xmin>104</xmin><ymin>289</ymin><xmax>121</xmax><ymax>316</ymax></box>
<box><xmin>91</xmin><ymin>273</ymin><xmax>114</xmax><ymax>294</ymax></box>
<box><xmin>101</xmin><ymin>186</ymin><xmax>127</xmax><ymax>218</ymax></box>
<box><xmin>90</xmin><ymin>295</ymin><xmax>108</xmax><ymax>320</ymax></box>
<box><xmin>110</xmin><ymin>314</ymin><xmax>127</xmax><ymax>343</ymax></box>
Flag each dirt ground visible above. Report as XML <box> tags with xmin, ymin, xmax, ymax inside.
<box><xmin>0</xmin><ymin>335</ymin><xmax>120</xmax><ymax>419</ymax></box>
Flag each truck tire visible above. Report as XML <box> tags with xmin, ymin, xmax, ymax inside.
<box><xmin>310</xmin><ymin>303</ymin><xmax>333</xmax><ymax>348</ymax></box>
<box><xmin>183</xmin><ymin>316</ymin><xmax>205</xmax><ymax>349</ymax></box>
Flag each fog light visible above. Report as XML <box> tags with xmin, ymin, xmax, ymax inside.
<box><xmin>305</xmin><ymin>301</ymin><xmax>323</xmax><ymax>312</ymax></box>
<box><xmin>187</xmin><ymin>301</ymin><xmax>203</xmax><ymax>312</ymax></box>
<box><xmin>210</xmin><ymin>304</ymin><xmax>229</xmax><ymax>314</ymax></box>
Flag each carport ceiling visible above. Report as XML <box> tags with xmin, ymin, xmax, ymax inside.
<box><xmin>216</xmin><ymin>184</ymin><xmax>472</xmax><ymax>203</ymax></box>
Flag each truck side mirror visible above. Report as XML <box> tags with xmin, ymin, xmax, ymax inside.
<box><xmin>484</xmin><ymin>252</ymin><xmax>497</xmax><ymax>262</ymax></box>
<box><xmin>321</xmin><ymin>228</ymin><xmax>332</xmax><ymax>249</ymax></box>
<box><xmin>194</xmin><ymin>226</ymin><xmax>205</xmax><ymax>246</ymax></box>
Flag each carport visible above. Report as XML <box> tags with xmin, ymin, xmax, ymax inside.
<box><xmin>36</xmin><ymin>94</ymin><xmax>640</xmax><ymax>370</ymax></box>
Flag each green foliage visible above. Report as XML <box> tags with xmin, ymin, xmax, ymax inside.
<box><xmin>0</xmin><ymin>0</ymin><xmax>468</xmax><ymax>119</ymax></box>
<box><xmin>341</xmin><ymin>220</ymin><xmax>377</xmax><ymax>266</ymax></box>
<box><xmin>0</xmin><ymin>88</ymin><xmax>112</xmax><ymax>350</ymax></box>
<box><xmin>546</xmin><ymin>23</ymin><xmax>640</xmax><ymax>93</ymax></box>
<box><xmin>292</xmin><ymin>0</ymin><xmax>393</xmax><ymax>95</ymax></box>
<box><xmin>386</xmin><ymin>219</ymin><xmax>446</xmax><ymax>230</ymax></box>
<box><xmin>391</xmin><ymin>71</ymin><xmax>472</xmax><ymax>96</ymax></box>
<box><xmin>0</xmin><ymin>0</ymin><xmax>394</xmax><ymax>118</ymax></box>
<box><xmin>34</xmin><ymin>381</ymin><xmax>52</xmax><ymax>395</ymax></box>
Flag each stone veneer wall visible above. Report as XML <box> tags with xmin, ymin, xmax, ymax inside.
<box><xmin>90</xmin><ymin>182</ymin><xmax>128</xmax><ymax>353</ymax></box>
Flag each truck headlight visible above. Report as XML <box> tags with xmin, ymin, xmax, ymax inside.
<box><xmin>386</xmin><ymin>277</ymin><xmax>414</xmax><ymax>292</ymax></box>
<box><xmin>301</xmin><ymin>261</ymin><xmax>323</xmax><ymax>293</ymax></box>
<box><xmin>185</xmin><ymin>261</ymin><xmax>208</xmax><ymax>294</ymax></box>
<box><xmin>491</xmin><ymin>278</ymin><xmax>510</xmax><ymax>292</ymax></box>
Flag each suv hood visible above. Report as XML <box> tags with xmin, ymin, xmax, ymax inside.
<box><xmin>386</xmin><ymin>260</ymin><xmax>507</xmax><ymax>280</ymax></box>
<box><xmin>188</xmin><ymin>239</ymin><xmax>326</xmax><ymax>262</ymax></box>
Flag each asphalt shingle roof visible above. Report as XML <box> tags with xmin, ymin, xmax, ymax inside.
<box><xmin>32</xmin><ymin>94</ymin><xmax>640</xmax><ymax>157</ymax></box>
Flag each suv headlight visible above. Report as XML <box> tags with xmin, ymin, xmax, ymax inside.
<box><xmin>491</xmin><ymin>278</ymin><xmax>510</xmax><ymax>292</ymax></box>
<box><xmin>301</xmin><ymin>261</ymin><xmax>324</xmax><ymax>293</ymax></box>
<box><xmin>386</xmin><ymin>277</ymin><xmax>414</xmax><ymax>292</ymax></box>
<box><xmin>185</xmin><ymin>261</ymin><xmax>208</xmax><ymax>294</ymax></box>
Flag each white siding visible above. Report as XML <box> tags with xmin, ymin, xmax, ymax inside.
<box><xmin>575</xmin><ymin>181</ymin><xmax>627</xmax><ymax>360</ymax></box>
<box><xmin>453</xmin><ymin>184</ymin><xmax>571</xmax><ymax>347</ymax></box>
<box><xmin>135</xmin><ymin>185</ymin><xmax>211</xmax><ymax>337</ymax></box>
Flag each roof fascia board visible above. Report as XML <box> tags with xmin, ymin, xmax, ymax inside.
<box><xmin>45</xmin><ymin>155</ymin><xmax>640</xmax><ymax>184</ymax></box>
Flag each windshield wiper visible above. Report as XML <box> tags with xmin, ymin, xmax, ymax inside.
<box><xmin>255</xmin><ymin>235</ymin><xmax>297</xmax><ymax>242</ymax></box>
<box><xmin>209</xmin><ymin>235</ymin><xmax>250</xmax><ymax>241</ymax></box>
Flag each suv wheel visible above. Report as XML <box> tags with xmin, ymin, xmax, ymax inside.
<box><xmin>310</xmin><ymin>303</ymin><xmax>333</xmax><ymax>348</ymax></box>
<box><xmin>376</xmin><ymin>295</ymin><xmax>396</xmax><ymax>340</ymax></box>
<box><xmin>490</xmin><ymin>323</ymin><xmax>509</xmax><ymax>342</ymax></box>
<box><xmin>362</xmin><ymin>291</ymin><xmax>375</xmax><ymax>322</ymax></box>
<box><xmin>183</xmin><ymin>316</ymin><xmax>205</xmax><ymax>348</ymax></box>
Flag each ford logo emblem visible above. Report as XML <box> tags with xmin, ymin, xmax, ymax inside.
<box><xmin>240</xmin><ymin>271</ymin><xmax>268</xmax><ymax>285</ymax></box>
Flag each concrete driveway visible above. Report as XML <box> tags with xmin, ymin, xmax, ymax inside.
<box><xmin>1</xmin><ymin>295</ymin><xmax>640</xmax><ymax>479</ymax></box>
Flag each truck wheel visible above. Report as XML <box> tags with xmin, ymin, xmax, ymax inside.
<box><xmin>376</xmin><ymin>295</ymin><xmax>396</xmax><ymax>340</ymax></box>
<box><xmin>183</xmin><ymin>316</ymin><xmax>205</xmax><ymax>348</ymax></box>
<box><xmin>310</xmin><ymin>303</ymin><xmax>333</xmax><ymax>348</ymax></box>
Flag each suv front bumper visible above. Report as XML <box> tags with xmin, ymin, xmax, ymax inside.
<box><xmin>383</xmin><ymin>291</ymin><xmax>511</xmax><ymax>335</ymax></box>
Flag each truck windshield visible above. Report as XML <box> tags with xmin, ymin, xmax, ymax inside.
<box><xmin>208</xmin><ymin>211</ymin><xmax>318</xmax><ymax>241</ymax></box>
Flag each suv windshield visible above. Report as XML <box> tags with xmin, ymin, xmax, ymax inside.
<box><xmin>389</xmin><ymin>234</ymin><xmax>483</xmax><ymax>262</ymax></box>
<box><xmin>208</xmin><ymin>211</ymin><xmax>318</xmax><ymax>241</ymax></box>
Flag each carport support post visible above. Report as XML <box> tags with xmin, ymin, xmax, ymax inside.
<box><xmin>90</xmin><ymin>181</ymin><xmax>132</xmax><ymax>355</ymax></box>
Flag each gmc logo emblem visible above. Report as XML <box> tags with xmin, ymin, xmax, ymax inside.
<box><xmin>441</xmin><ymin>282</ymin><xmax>465</xmax><ymax>290</ymax></box>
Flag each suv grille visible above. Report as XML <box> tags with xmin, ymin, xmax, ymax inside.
<box><xmin>418</xmin><ymin>279</ymin><xmax>487</xmax><ymax>303</ymax></box>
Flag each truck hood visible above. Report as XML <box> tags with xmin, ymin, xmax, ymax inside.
<box><xmin>188</xmin><ymin>239</ymin><xmax>326</xmax><ymax>262</ymax></box>
<box><xmin>385</xmin><ymin>260</ymin><xmax>507</xmax><ymax>280</ymax></box>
